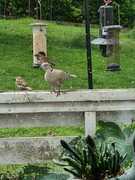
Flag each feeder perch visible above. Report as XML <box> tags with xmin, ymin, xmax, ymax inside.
<box><xmin>30</xmin><ymin>22</ymin><xmax>47</xmax><ymax>67</ymax></box>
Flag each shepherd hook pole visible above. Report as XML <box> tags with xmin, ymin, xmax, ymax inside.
<box><xmin>84</xmin><ymin>0</ymin><xmax>93</xmax><ymax>89</ymax></box>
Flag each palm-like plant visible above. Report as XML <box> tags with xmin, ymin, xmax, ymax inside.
<box><xmin>58</xmin><ymin>135</ymin><xmax>126</xmax><ymax>180</ymax></box>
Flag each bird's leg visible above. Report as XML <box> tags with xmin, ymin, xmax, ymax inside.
<box><xmin>56</xmin><ymin>85</ymin><xmax>61</xmax><ymax>96</ymax></box>
<box><xmin>56</xmin><ymin>91</ymin><xmax>60</xmax><ymax>96</ymax></box>
<box><xmin>50</xmin><ymin>86</ymin><xmax>56</xmax><ymax>94</ymax></box>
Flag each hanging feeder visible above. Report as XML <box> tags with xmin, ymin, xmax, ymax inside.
<box><xmin>91</xmin><ymin>0</ymin><xmax>122</xmax><ymax>71</ymax></box>
<box><xmin>30</xmin><ymin>0</ymin><xmax>48</xmax><ymax>68</ymax></box>
<box><xmin>30</xmin><ymin>22</ymin><xmax>47</xmax><ymax>67</ymax></box>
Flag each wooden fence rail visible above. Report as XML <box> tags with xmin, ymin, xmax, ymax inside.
<box><xmin>0</xmin><ymin>89</ymin><xmax>135</xmax><ymax>164</ymax></box>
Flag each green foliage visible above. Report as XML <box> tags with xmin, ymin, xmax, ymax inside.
<box><xmin>0</xmin><ymin>164</ymin><xmax>49</xmax><ymax>180</ymax></box>
<box><xmin>0</xmin><ymin>0</ymin><xmax>134</xmax><ymax>26</ymax></box>
<box><xmin>110</xmin><ymin>135</ymin><xmax>135</xmax><ymax>180</ymax></box>
<box><xmin>96</xmin><ymin>121</ymin><xmax>125</xmax><ymax>140</ymax></box>
<box><xmin>0</xmin><ymin>165</ymin><xmax>69</xmax><ymax>180</ymax></box>
<box><xmin>58</xmin><ymin>135</ymin><xmax>126</xmax><ymax>180</ymax></box>
<box><xmin>96</xmin><ymin>121</ymin><xmax>135</xmax><ymax>167</ymax></box>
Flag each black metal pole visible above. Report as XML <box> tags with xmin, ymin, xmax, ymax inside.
<box><xmin>84</xmin><ymin>0</ymin><xmax>93</xmax><ymax>89</ymax></box>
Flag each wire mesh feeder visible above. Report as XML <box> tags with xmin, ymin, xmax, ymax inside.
<box><xmin>92</xmin><ymin>1</ymin><xmax>122</xmax><ymax>72</ymax></box>
<box><xmin>92</xmin><ymin>25</ymin><xmax>122</xmax><ymax>71</ymax></box>
<box><xmin>104</xmin><ymin>25</ymin><xmax>122</xmax><ymax>71</ymax></box>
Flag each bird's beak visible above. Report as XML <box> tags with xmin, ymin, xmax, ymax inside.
<box><xmin>34</xmin><ymin>54</ymin><xmax>39</xmax><ymax>57</ymax></box>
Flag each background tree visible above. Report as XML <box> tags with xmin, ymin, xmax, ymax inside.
<box><xmin>0</xmin><ymin>0</ymin><xmax>134</xmax><ymax>27</ymax></box>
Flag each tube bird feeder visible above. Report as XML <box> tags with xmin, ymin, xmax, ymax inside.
<box><xmin>92</xmin><ymin>2</ymin><xmax>122</xmax><ymax>71</ymax></box>
<box><xmin>31</xmin><ymin>22</ymin><xmax>47</xmax><ymax>67</ymax></box>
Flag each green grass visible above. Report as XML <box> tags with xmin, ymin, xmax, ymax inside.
<box><xmin>0</xmin><ymin>126</ymin><xmax>84</xmax><ymax>138</ymax></box>
<box><xmin>0</xmin><ymin>18</ymin><xmax>135</xmax><ymax>91</ymax></box>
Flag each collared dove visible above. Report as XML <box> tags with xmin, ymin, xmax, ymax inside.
<box><xmin>15</xmin><ymin>76</ymin><xmax>32</xmax><ymax>91</ymax></box>
<box><xmin>40</xmin><ymin>62</ymin><xmax>77</xmax><ymax>96</ymax></box>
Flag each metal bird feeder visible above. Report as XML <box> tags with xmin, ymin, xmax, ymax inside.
<box><xmin>92</xmin><ymin>0</ymin><xmax>122</xmax><ymax>71</ymax></box>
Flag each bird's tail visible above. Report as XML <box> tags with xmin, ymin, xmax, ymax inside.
<box><xmin>25</xmin><ymin>86</ymin><xmax>32</xmax><ymax>91</ymax></box>
<box><xmin>65</xmin><ymin>72</ymin><xmax>77</xmax><ymax>80</ymax></box>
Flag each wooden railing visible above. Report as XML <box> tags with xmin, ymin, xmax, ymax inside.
<box><xmin>0</xmin><ymin>89</ymin><xmax>135</xmax><ymax>164</ymax></box>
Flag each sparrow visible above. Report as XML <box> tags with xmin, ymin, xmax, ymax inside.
<box><xmin>15</xmin><ymin>76</ymin><xmax>32</xmax><ymax>91</ymax></box>
<box><xmin>35</xmin><ymin>51</ymin><xmax>55</xmax><ymax>67</ymax></box>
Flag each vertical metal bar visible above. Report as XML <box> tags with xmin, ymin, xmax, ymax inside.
<box><xmin>84</xmin><ymin>0</ymin><xmax>93</xmax><ymax>89</ymax></box>
<box><xmin>39</xmin><ymin>2</ymin><xmax>42</xmax><ymax>20</ymax></box>
<box><xmin>28</xmin><ymin>0</ymin><xmax>31</xmax><ymax>16</ymax></box>
<box><xmin>36</xmin><ymin>1</ymin><xmax>38</xmax><ymax>19</ymax></box>
<box><xmin>50</xmin><ymin>0</ymin><xmax>53</xmax><ymax>20</ymax></box>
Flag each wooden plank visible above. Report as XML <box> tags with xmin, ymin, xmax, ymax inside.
<box><xmin>0</xmin><ymin>112</ymin><xmax>83</xmax><ymax>128</ymax></box>
<box><xmin>0</xmin><ymin>100</ymin><xmax>135</xmax><ymax>114</ymax></box>
<box><xmin>0</xmin><ymin>89</ymin><xmax>135</xmax><ymax>104</ymax></box>
<box><xmin>0</xmin><ymin>136</ymin><xmax>74</xmax><ymax>165</ymax></box>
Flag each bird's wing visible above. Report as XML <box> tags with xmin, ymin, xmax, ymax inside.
<box><xmin>45</xmin><ymin>69</ymin><xmax>65</xmax><ymax>83</ymax></box>
<box><xmin>21</xmin><ymin>79</ymin><xmax>27</xmax><ymax>87</ymax></box>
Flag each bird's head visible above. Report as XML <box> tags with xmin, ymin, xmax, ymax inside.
<box><xmin>35</xmin><ymin>52</ymin><xmax>47</xmax><ymax>64</ymax></box>
<box><xmin>16</xmin><ymin>76</ymin><xmax>23</xmax><ymax>82</ymax></box>
<box><xmin>35</xmin><ymin>51</ymin><xmax>46</xmax><ymax>59</ymax></box>
<box><xmin>15</xmin><ymin>76</ymin><xmax>25</xmax><ymax>85</ymax></box>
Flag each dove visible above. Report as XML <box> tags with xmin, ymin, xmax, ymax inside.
<box><xmin>15</xmin><ymin>76</ymin><xmax>32</xmax><ymax>91</ymax></box>
<box><xmin>40</xmin><ymin>62</ymin><xmax>77</xmax><ymax>96</ymax></box>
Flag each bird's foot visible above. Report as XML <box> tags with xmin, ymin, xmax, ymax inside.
<box><xmin>61</xmin><ymin>90</ymin><xmax>67</xmax><ymax>94</ymax></box>
<box><xmin>50</xmin><ymin>90</ymin><xmax>57</xmax><ymax>94</ymax></box>
<box><xmin>55</xmin><ymin>91</ymin><xmax>61</xmax><ymax>96</ymax></box>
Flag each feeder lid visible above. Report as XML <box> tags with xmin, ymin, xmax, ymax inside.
<box><xmin>91</xmin><ymin>38</ymin><xmax>115</xmax><ymax>45</ymax></box>
<box><xmin>30</xmin><ymin>22</ymin><xmax>47</xmax><ymax>26</ymax></box>
<box><xmin>104</xmin><ymin>25</ymin><xmax>122</xmax><ymax>31</ymax></box>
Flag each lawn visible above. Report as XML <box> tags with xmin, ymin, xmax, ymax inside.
<box><xmin>0</xmin><ymin>18</ymin><xmax>135</xmax><ymax>91</ymax></box>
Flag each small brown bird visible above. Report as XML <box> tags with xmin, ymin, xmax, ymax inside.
<box><xmin>35</xmin><ymin>51</ymin><xmax>55</xmax><ymax>67</ymax></box>
<box><xmin>40</xmin><ymin>62</ymin><xmax>77</xmax><ymax>96</ymax></box>
<box><xmin>15</xmin><ymin>76</ymin><xmax>32</xmax><ymax>91</ymax></box>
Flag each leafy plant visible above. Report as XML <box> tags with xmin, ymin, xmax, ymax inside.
<box><xmin>57</xmin><ymin>135</ymin><xmax>126</xmax><ymax>180</ymax></box>
<box><xmin>96</xmin><ymin>121</ymin><xmax>135</xmax><ymax>167</ymax></box>
<box><xmin>110</xmin><ymin>134</ymin><xmax>135</xmax><ymax>180</ymax></box>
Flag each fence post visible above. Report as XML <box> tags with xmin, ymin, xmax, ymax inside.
<box><xmin>85</xmin><ymin>112</ymin><xmax>96</xmax><ymax>137</ymax></box>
